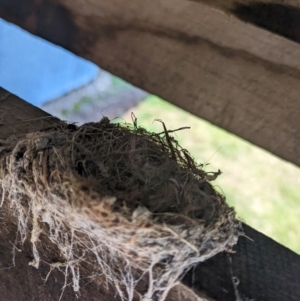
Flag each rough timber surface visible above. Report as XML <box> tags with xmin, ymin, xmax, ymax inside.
<box><xmin>0</xmin><ymin>88</ymin><xmax>59</xmax><ymax>138</ymax></box>
<box><xmin>193</xmin><ymin>0</ymin><xmax>300</xmax><ymax>14</ymax></box>
<box><xmin>195</xmin><ymin>0</ymin><xmax>300</xmax><ymax>44</ymax></box>
<box><xmin>0</xmin><ymin>89</ymin><xmax>300</xmax><ymax>300</ymax></box>
<box><xmin>1</xmin><ymin>0</ymin><xmax>300</xmax><ymax>167</ymax></box>
<box><xmin>183</xmin><ymin>224</ymin><xmax>300</xmax><ymax>301</ymax></box>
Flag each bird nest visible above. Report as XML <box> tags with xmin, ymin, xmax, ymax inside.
<box><xmin>0</xmin><ymin>117</ymin><xmax>242</xmax><ymax>301</ymax></box>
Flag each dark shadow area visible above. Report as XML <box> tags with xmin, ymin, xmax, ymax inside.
<box><xmin>0</xmin><ymin>0</ymin><xmax>85</xmax><ymax>51</ymax></box>
<box><xmin>183</xmin><ymin>224</ymin><xmax>300</xmax><ymax>301</ymax></box>
<box><xmin>233</xmin><ymin>3</ymin><xmax>300</xmax><ymax>44</ymax></box>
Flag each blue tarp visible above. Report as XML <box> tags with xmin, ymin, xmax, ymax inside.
<box><xmin>0</xmin><ymin>19</ymin><xmax>98</xmax><ymax>106</ymax></box>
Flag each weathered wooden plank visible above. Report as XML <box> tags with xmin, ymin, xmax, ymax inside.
<box><xmin>183</xmin><ymin>224</ymin><xmax>300</xmax><ymax>301</ymax></box>
<box><xmin>0</xmin><ymin>88</ymin><xmax>299</xmax><ymax>300</ymax></box>
<box><xmin>1</xmin><ymin>0</ymin><xmax>300</xmax><ymax>167</ymax></box>
<box><xmin>195</xmin><ymin>0</ymin><xmax>300</xmax><ymax>44</ymax></box>
<box><xmin>0</xmin><ymin>89</ymin><xmax>59</xmax><ymax>138</ymax></box>
<box><xmin>192</xmin><ymin>0</ymin><xmax>300</xmax><ymax>14</ymax></box>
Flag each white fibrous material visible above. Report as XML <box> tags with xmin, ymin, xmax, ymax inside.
<box><xmin>0</xmin><ymin>119</ymin><xmax>242</xmax><ymax>301</ymax></box>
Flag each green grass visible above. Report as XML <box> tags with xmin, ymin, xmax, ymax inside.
<box><xmin>61</xmin><ymin>96</ymin><xmax>93</xmax><ymax>117</ymax></box>
<box><xmin>121</xmin><ymin>95</ymin><xmax>300</xmax><ymax>253</ymax></box>
<box><xmin>111</xmin><ymin>76</ymin><xmax>129</xmax><ymax>89</ymax></box>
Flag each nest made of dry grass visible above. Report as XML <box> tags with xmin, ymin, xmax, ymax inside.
<box><xmin>0</xmin><ymin>116</ymin><xmax>242</xmax><ymax>301</ymax></box>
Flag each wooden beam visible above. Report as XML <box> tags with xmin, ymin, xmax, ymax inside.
<box><xmin>1</xmin><ymin>0</ymin><xmax>300</xmax><ymax>167</ymax></box>
<box><xmin>0</xmin><ymin>88</ymin><xmax>299</xmax><ymax>301</ymax></box>
<box><xmin>184</xmin><ymin>224</ymin><xmax>300</xmax><ymax>301</ymax></box>
<box><xmin>0</xmin><ymin>90</ymin><xmax>59</xmax><ymax>138</ymax></box>
<box><xmin>195</xmin><ymin>0</ymin><xmax>300</xmax><ymax>44</ymax></box>
<box><xmin>191</xmin><ymin>0</ymin><xmax>300</xmax><ymax>14</ymax></box>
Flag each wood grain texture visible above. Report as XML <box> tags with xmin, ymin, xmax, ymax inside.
<box><xmin>183</xmin><ymin>224</ymin><xmax>300</xmax><ymax>301</ymax></box>
<box><xmin>1</xmin><ymin>0</ymin><xmax>300</xmax><ymax>167</ymax></box>
<box><xmin>0</xmin><ymin>88</ymin><xmax>59</xmax><ymax>138</ymax></box>
<box><xmin>195</xmin><ymin>0</ymin><xmax>300</xmax><ymax>44</ymax></box>
<box><xmin>0</xmin><ymin>89</ymin><xmax>299</xmax><ymax>301</ymax></box>
<box><xmin>191</xmin><ymin>0</ymin><xmax>300</xmax><ymax>14</ymax></box>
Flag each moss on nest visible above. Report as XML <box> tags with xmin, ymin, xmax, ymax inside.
<box><xmin>0</xmin><ymin>117</ymin><xmax>242</xmax><ymax>301</ymax></box>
